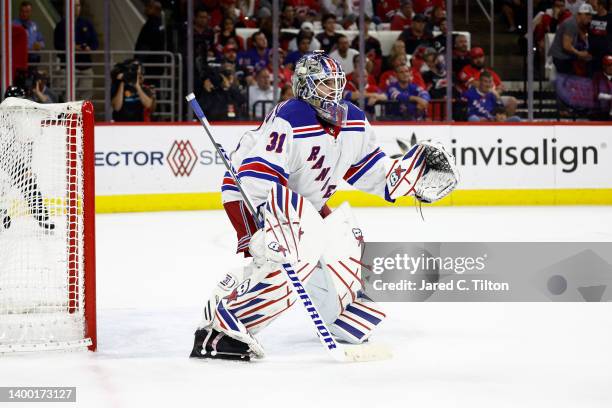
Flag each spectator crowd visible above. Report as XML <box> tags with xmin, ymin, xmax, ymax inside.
<box><xmin>3</xmin><ymin>0</ymin><xmax>612</xmax><ymax>121</ymax></box>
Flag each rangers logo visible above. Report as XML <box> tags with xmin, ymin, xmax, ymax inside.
<box><xmin>389</xmin><ymin>165</ymin><xmax>404</xmax><ymax>187</ymax></box>
<box><xmin>268</xmin><ymin>241</ymin><xmax>288</xmax><ymax>257</ymax></box>
<box><xmin>236</xmin><ymin>279</ymin><xmax>251</xmax><ymax>297</ymax></box>
<box><xmin>352</xmin><ymin>228</ymin><xmax>364</xmax><ymax>246</ymax></box>
<box><xmin>226</xmin><ymin>278</ymin><xmax>251</xmax><ymax>302</ymax></box>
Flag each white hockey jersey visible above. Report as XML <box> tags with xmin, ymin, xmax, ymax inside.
<box><xmin>221</xmin><ymin>98</ymin><xmax>393</xmax><ymax>212</ymax></box>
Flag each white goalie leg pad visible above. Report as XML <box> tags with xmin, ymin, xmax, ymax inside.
<box><xmin>331</xmin><ymin>298</ymin><xmax>387</xmax><ymax>344</ymax></box>
<box><xmin>219</xmin><ymin>184</ymin><xmax>327</xmax><ymax>335</ymax></box>
<box><xmin>223</xmin><ymin>260</ymin><xmax>292</xmax><ymax>334</ymax></box>
<box><xmin>305</xmin><ymin>202</ymin><xmax>386</xmax><ymax>344</ymax></box>
<box><xmin>198</xmin><ymin>267</ymin><xmax>243</xmax><ymax>328</ymax></box>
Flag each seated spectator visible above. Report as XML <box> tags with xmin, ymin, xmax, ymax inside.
<box><xmin>343</xmin><ymin>55</ymin><xmax>387</xmax><ymax>116</ymax></box>
<box><xmin>391</xmin><ymin>0</ymin><xmax>414</xmax><ymax>30</ymax></box>
<box><xmin>501</xmin><ymin>0</ymin><xmax>527</xmax><ymax>32</ymax></box>
<box><xmin>397</xmin><ymin>14</ymin><xmax>433</xmax><ymax>54</ymax></box>
<box><xmin>589</xmin><ymin>0</ymin><xmax>611</xmax><ymax>73</ymax></box>
<box><xmin>380</xmin><ymin>58</ymin><xmax>427</xmax><ymax>91</ymax></box>
<box><xmin>111</xmin><ymin>59</ymin><xmax>156</xmax><ymax>122</ymax></box>
<box><xmin>422</xmin><ymin>48</ymin><xmax>447</xmax><ymax>99</ymax></box>
<box><xmin>390</xmin><ymin>0</ymin><xmax>414</xmax><ymax>31</ymax></box>
<box><xmin>376</xmin><ymin>0</ymin><xmax>400</xmax><ymax>23</ymax></box>
<box><xmin>322</xmin><ymin>0</ymin><xmax>375</xmax><ymax>24</ymax></box>
<box><xmin>218</xmin><ymin>43</ymin><xmax>250</xmax><ymax>87</ymax></box>
<box><xmin>248</xmin><ymin>68</ymin><xmax>278</xmax><ymax>118</ymax></box>
<box><xmin>316</xmin><ymin>14</ymin><xmax>342</xmax><ymax>53</ymax></box>
<box><xmin>428</xmin><ymin>6</ymin><xmax>446</xmax><ymax>32</ymax></box>
<box><xmin>534</xmin><ymin>0</ymin><xmax>572</xmax><ymax>53</ymax></box>
<box><xmin>215</xmin><ymin>17</ymin><xmax>245</xmax><ymax>54</ymax></box>
<box><xmin>209</xmin><ymin>0</ymin><xmax>248</xmax><ymax>30</ymax></box>
<box><xmin>285</xmin><ymin>0</ymin><xmax>321</xmax><ymax>17</ymax></box>
<box><xmin>493</xmin><ymin>106</ymin><xmax>509</xmax><ymax>121</ymax></box>
<box><xmin>492</xmin><ymin>99</ymin><xmax>521</xmax><ymax>121</ymax></box>
<box><xmin>198</xmin><ymin>65</ymin><xmax>245</xmax><ymax>120</ymax></box>
<box><xmin>351</xmin><ymin>15</ymin><xmax>382</xmax><ymax>59</ymax></box>
<box><xmin>330</xmin><ymin>35</ymin><xmax>360</xmax><ymax>74</ymax></box>
<box><xmin>503</xmin><ymin>95</ymin><xmax>522</xmax><ymax>121</ymax></box>
<box><xmin>548</xmin><ymin>4</ymin><xmax>594</xmax><ymax>76</ymax></box>
<box><xmin>592</xmin><ymin>55</ymin><xmax>612</xmax><ymax>120</ymax></box>
<box><xmin>409</xmin><ymin>46</ymin><xmax>431</xmax><ymax>89</ymax></box>
<box><xmin>458</xmin><ymin>47</ymin><xmax>504</xmax><ymax>93</ymax></box>
<box><xmin>431</xmin><ymin>17</ymin><xmax>448</xmax><ymax>53</ymax></box>
<box><xmin>193</xmin><ymin>8</ymin><xmax>215</xmax><ymax>64</ymax></box>
<box><xmin>285</xmin><ymin>35</ymin><xmax>311</xmax><ymax>70</ymax></box>
<box><xmin>452</xmin><ymin>34</ymin><xmax>471</xmax><ymax>75</ymax></box>
<box><xmin>287</xmin><ymin>22</ymin><xmax>321</xmax><ymax>51</ymax></box>
<box><xmin>386</xmin><ymin>65</ymin><xmax>431</xmax><ymax>120</ymax></box>
<box><xmin>462</xmin><ymin>71</ymin><xmax>500</xmax><ymax>121</ymax></box>
<box><xmin>412</xmin><ymin>0</ymin><xmax>445</xmax><ymax>16</ymax></box>
<box><xmin>383</xmin><ymin>40</ymin><xmax>407</xmax><ymax>72</ymax></box>
<box><xmin>379</xmin><ymin>53</ymin><xmax>408</xmax><ymax>90</ymax></box>
<box><xmin>13</xmin><ymin>1</ymin><xmax>45</xmax><ymax>63</ymax></box>
<box><xmin>238</xmin><ymin>31</ymin><xmax>271</xmax><ymax>74</ymax></box>
<box><xmin>281</xmin><ymin>3</ymin><xmax>301</xmax><ymax>29</ymax></box>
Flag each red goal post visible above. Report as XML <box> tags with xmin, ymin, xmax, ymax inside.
<box><xmin>0</xmin><ymin>98</ymin><xmax>96</xmax><ymax>353</ymax></box>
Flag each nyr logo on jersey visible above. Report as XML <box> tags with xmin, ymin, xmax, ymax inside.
<box><xmin>168</xmin><ymin>140</ymin><xmax>198</xmax><ymax>177</ymax></box>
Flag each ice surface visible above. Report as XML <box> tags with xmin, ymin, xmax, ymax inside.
<box><xmin>1</xmin><ymin>206</ymin><xmax>611</xmax><ymax>408</ymax></box>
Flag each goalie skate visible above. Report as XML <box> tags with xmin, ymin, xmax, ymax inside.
<box><xmin>189</xmin><ymin>327</ymin><xmax>255</xmax><ymax>361</ymax></box>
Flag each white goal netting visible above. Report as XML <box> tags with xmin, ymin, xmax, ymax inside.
<box><xmin>0</xmin><ymin>97</ymin><xmax>94</xmax><ymax>352</ymax></box>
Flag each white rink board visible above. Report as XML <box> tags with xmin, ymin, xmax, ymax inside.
<box><xmin>94</xmin><ymin>124</ymin><xmax>612</xmax><ymax>196</ymax></box>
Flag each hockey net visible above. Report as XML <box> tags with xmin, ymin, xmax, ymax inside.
<box><xmin>0</xmin><ymin>98</ymin><xmax>96</xmax><ymax>352</ymax></box>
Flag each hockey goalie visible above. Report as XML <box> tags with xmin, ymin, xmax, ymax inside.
<box><xmin>190</xmin><ymin>51</ymin><xmax>459</xmax><ymax>361</ymax></box>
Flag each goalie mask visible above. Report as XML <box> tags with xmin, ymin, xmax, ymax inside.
<box><xmin>292</xmin><ymin>51</ymin><xmax>348</xmax><ymax>126</ymax></box>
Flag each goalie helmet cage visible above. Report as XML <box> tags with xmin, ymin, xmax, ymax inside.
<box><xmin>0</xmin><ymin>98</ymin><xmax>96</xmax><ymax>353</ymax></box>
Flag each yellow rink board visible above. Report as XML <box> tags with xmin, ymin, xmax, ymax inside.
<box><xmin>95</xmin><ymin>189</ymin><xmax>612</xmax><ymax>213</ymax></box>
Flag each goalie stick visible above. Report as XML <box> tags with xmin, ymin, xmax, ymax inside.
<box><xmin>186</xmin><ymin>93</ymin><xmax>390</xmax><ymax>363</ymax></box>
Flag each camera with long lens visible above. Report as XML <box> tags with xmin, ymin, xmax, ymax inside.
<box><xmin>111</xmin><ymin>59</ymin><xmax>142</xmax><ymax>85</ymax></box>
<box><xmin>14</xmin><ymin>67</ymin><xmax>43</xmax><ymax>97</ymax></box>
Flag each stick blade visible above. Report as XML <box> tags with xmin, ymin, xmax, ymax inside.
<box><xmin>340</xmin><ymin>343</ymin><xmax>393</xmax><ymax>363</ymax></box>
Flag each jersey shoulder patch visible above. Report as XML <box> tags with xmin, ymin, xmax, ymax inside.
<box><xmin>345</xmin><ymin>101</ymin><xmax>367</xmax><ymax>122</ymax></box>
<box><xmin>275</xmin><ymin>98</ymin><xmax>318</xmax><ymax>128</ymax></box>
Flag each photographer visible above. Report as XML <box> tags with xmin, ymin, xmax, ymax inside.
<box><xmin>29</xmin><ymin>70</ymin><xmax>58</xmax><ymax>104</ymax></box>
<box><xmin>14</xmin><ymin>67</ymin><xmax>58</xmax><ymax>104</ymax></box>
<box><xmin>111</xmin><ymin>59</ymin><xmax>156</xmax><ymax>122</ymax></box>
<box><xmin>198</xmin><ymin>65</ymin><xmax>245</xmax><ymax>120</ymax></box>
